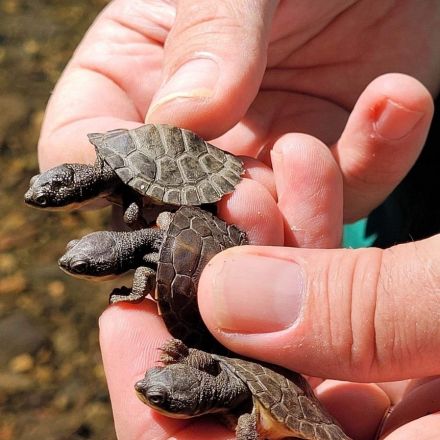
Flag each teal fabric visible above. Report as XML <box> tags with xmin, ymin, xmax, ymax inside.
<box><xmin>342</xmin><ymin>218</ymin><xmax>377</xmax><ymax>249</ymax></box>
<box><xmin>347</xmin><ymin>97</ymin><xmax>439</xmax><ymax>249</ymax></box>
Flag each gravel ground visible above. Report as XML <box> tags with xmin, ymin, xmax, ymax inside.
<box><xmin>0</xmin><ymin>1</ymin><xmax>120</xmax><ymax>438</ymax></box>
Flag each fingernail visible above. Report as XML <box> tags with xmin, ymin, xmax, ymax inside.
<box><xmin>147</xmin><ymin>58</ymin><xmax>219</xmax><ymax>116</ymax></box>
<box><xmin>374</xmin><ymin>99</ymin><xmax>424</xmax><ymax>140</ymax></box>
<box><xmin>212</xmin><ymin>254</ymin><xmax>305</xmax><ymax>333</ymax></box>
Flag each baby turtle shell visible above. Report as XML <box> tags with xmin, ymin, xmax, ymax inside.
<box><xmin>88</xmin><ymin>124</ymin><xmax>244</xmax><ymax>206</ymax></box>
<box><xmin>216</xmin><ymin>356</ymin><xmax>351</xmax><ymax>439</ymax></box>
<box><xmin>155</xmin><ymin>206</ymin><xmax>248</xmax><ymax>349</ymax></box>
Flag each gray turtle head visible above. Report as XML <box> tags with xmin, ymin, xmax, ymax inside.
<box><xmin>58</xmin><ymin>231</ymin><xmax>122</xmax><ymax>280</ymax></box>
<box><xmin>25</xmin><ymin>165</ymin><xmax>79</xmax><ymax>210</ymax></box>
<box><xmin>135</xmin><ymin>365</ymin><xmax>216</xmax><ymax>418</ymax></box>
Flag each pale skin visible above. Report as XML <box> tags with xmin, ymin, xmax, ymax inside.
<box><xmin>38</xmin><ymin>1</ymin><xmax>440</xmax><ymax>439</ymax></box>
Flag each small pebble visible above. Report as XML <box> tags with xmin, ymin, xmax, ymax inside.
<box><xmin>1</xmin><ymin>0</ymin><xmax>18</xmax><ymax>14</ymax></box>
<box><xmin>0</xmin><ymin>312</ymin><xmax>47</xmax><ymax>364</ymax></box>
<box><xmin>0</xmin><ymin>272</ymin><xmax>27</xmax><ymax>295</ymax></box>
<box><xmin>53</xmin><ymin>327</ymin><xmax>79</xmax><ymax>355</ymax></box>
<box><xmin>0</xmin><ymin>254</ymin><xmax>16</xmax><ymax>273</ymax></box>
<box><xmin>23</xmin><ymin>39</ymin><xmax>39</xmax><ymax>55</ymax></box>
<box><xmin>0</xmin><ymin>372</ymin><xmax>33</xmax><ymax>393</ymax></box>
<box><xmin>9</xmin><ymin>353</ymin><xmax>34</xmax><ymax>373</ymax></box>
<box><xmin>47</xmin><ymin>280</ymin><xmax>65</xmax><ymax>298</ymax></box>
<box><xmin>34</xmin><ymin>366</ymin><xmax>53</xmax><ymax>384</ymax></box>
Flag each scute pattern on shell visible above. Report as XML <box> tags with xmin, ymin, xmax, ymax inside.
<box><xmin>217</xmin><ymin>356</ymin><xmax>351</xmax><ymax>440</ymax></box>
<box><xmin>155</xmin><ymin>206</ymin><xmax>248</xmax><ymax>350</ymax></box>
<box><xmin>88</xmin><ymin>124</ymin><xmax>243</xmax><ymax>205</ymax></box>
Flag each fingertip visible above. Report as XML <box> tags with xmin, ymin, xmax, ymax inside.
<box><xmin>367</xmin><ymin>73</ymin><xmax>434</xmax><ymax>114</ymax></box>
<box><xmin>382</xmin><ymin>413</ymin><xmax>440</xmax><ymax>439</ymax></box>
<box><xmin>271</xmin><ymin>133</ymin><xmax>343</xmax><ymax>248</ymax></box>
<box><xmin>217</xmin><ymin>177</ymin><xmax>284</xmax><ymax>246</ymax></box>
<box><xmin>198</xmin><ymin>245</ymin><xmax>305</xmax><ymax>355</ymax></box>
<box><xmin>99</xmin><ymin>300</ymin><xmax>168</xmax><ymax>393</ymax></box>
<box><xmin>316</xmin><ymin>381</ymin><xmax>390</xmax><ymax>440</ymax></box>
<box><xmin>380</xmin><ymin>377</ymin><xmax>440</xmax><ymax>438</ymax></box>
<box><xmin>334</xmin><ymin>73</ymin><xmax>434</xmax><ymax>221</ymax></box>
<box><xmin>145</xmin><ymin>0</ymin><xmax>276</xmax><ymax>139</ymax></box>
<box><xmin>241</xmin><ymin>156</ymin><xmax>276</xmax><ymax>200</ymax></box>
<box><xmin>99</xmin><ymin>301</ymin><xmax>179</xmax><ymax>440</ymax></box>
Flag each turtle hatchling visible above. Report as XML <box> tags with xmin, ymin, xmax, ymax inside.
<box><xmin>24</xmin><ymin>124</ymin><xmax>243</xmax><ymax>227</ymax></box>
<box><xmin>136</xmin><ymin>339</ymin><xmax>352</xmax><ymax>440</ymax></box>
<box><xmin>58</xmin><ymin>206</ymin><xmax>247</xmax><ymax>350</ymax></box>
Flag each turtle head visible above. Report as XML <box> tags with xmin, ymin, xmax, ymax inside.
<box><xmin>58</xmin><ymin>231</ymin><xmax>124</xmax><ymax>280</ymax></box>
<box><xmin>135</xmin><ymin>360</ymin><xmax>249</xmax><ymax>418</ymax></box>
<box><xmin>135</xmin><ymin>365</ymin><xmax>210</xmax><ymax>418</ymax></box>
<box><xmin>24</xmin><ymin>162</ymin><xmax>109</xmax><ymax>210</ymax></box>
<box><xmin>24</xmin><ymin>164</ymin><xmax>80</xmax><ymax>210</ymax></box>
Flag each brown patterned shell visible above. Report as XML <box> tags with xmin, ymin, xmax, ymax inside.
<box><xmin>155</xmin><ymin>206</ymin><xmax>247</xmax><ymax>350</ymax></box>
<box><xmin>88</xmin><ymin>124</ymin><xmax>243</xmax><ymax>205</ymax></box>
<box><xmin>216</xmin><ymin>356</ymin><xmax>351</xmax><ymax>440</ymax></box>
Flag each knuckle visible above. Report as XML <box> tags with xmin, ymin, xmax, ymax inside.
<box><xmin>328</xmin><ymin>248</ymin><xmax>384</xmax><ymax>378</ymax></box>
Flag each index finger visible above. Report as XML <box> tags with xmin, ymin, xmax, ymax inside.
<box><xmin>99</xmin><ymin>301</ymin><xmax>233</xmax><ymax>439</ymax></box>
<box><xmin>38</xmin><ymin>1</ymin><xmax>173</xmax><ymax>169</ymax></box>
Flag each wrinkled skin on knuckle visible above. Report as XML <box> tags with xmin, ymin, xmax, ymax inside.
<box><xmin>377</xmin><ymin>238</ymin><xmax>440</xmax><ymax>378</ymax></box>
<box><xmin>164</xmin><ymin>1</ymin><xmax>264</xmax><ymax>74</ymax></box>
<box><xmin>332</xmin><ymin>248</ymin><xmax>385</xmax><ymax>379</ymax></box>
<box><xmin>304</xmin><ymin>247</ymin><xmax>386</xmax><ymax>380</ymax></box>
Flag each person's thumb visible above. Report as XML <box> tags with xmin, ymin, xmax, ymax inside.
<box><xmin>198</xmin><ymin>234</ymin><xmax>440</xmax><ymax>382</ymax></box>
<box><xmin>146</xmin><ymin>0</ymin><xmax>277</xmax><ymax>139</ymax></box>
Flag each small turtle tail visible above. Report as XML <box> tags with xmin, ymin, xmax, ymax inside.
<box><xmin>87</xmin><ymin>128</ymin><xmax>130</xmax><ymax>149</ymax></box>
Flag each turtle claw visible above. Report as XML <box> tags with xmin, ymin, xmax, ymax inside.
<box><xmin>159</xmin><ymin>339</ymin><xmax>189</xmax><ymax>365</ymax></box>
<box><xmin>109</xmin><ymin>286</ymin><xmax>144</xmax><ymax>304</ymax></box>
<box><xmin>123</xmin><ymin>201</ymin><xmax>148</xmax><ymax>230</ymax></box>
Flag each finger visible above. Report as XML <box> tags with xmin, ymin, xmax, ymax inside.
<box><xmin>169</xmin><ymin>418</ymin><xmax>233</xmax><ymax>440</ymax></box>
<box><xmin>146</xmin><ymin>0</ymin><xmax>278</xmax><ymax>139</ymax></box>
<box><xmin>376</xmin><ymin>380</ymin><xmax>411</xmax><ymax>405</ymax></box>
<box><xmin>382</xmin><ymin>413</ymin><xmax>440</xmax><ymax>440</ymax></box>
<box><xmin>380</xmin><ymin>377</ymin><xmax>440</xmax><ymax>438</ymax></box>
<box><xmin>100</xmin><ymin>301</ymin><xmax>231</xmax><ymax>439</ymax></box>
<box><xmin>332</xmin><ymin>73</ymin><xmax>434</xmax><ymax>222</ymax></box>
<box><xmin>400</xmin><ymin>375</ymin><xmax>440</xmax><ymax>397</ymax></box>
<box><xmin>241</xmin><ymin>156</ymin><xmax>276</xmax><ymax>200</ymax></box>
<box><xmin>38</xmin><ymin>0</ymin><xmax>172</xmax><ymax>169</ymax></box>
<box><xmin>198</xmin><ymin>234</ymin><xmax>440</xmax><ymax>382</ymax></box>
<box><xmin>316</xmin><ymin>381</ymin><xmax>390</xmax><ymax>440</ymax></box>
<box><xmin>271</xmin><ymin>133</ymin><xmax>343</xmax><ymax>248</ymax></box>
<box><xmin>217</xmin><ymin>177</ymin><xmax>284</xmax><ymax>246</ymax></box>
<box><xmin>99</xmin><ymin>301</ymin><xmax>188</xmax><ymax>440</ymax></box>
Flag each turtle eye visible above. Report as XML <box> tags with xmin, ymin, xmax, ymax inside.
<box><xmin>35</xmin><ymin>194</ymin><xmax>47</xmax><ymax>206</ymax></box>
<box><xmin>71</xmin><ymin>260</ymin><xmax>88</xmax><ymax>274</ymax></box>
<box><xmin>147</xmin><ymin>390</ymin><xmax>167</xmax><ymax>406</ymax></box>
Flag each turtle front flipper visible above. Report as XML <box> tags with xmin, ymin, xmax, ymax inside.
<box><xmin>110</xmin><ymin>266</ymin><xmax>156</xmax><ymax>304</ymax></box>
<box><xmin>236</xmin><ymin>413</ymin><xmax>259</xmax><ymax>440</ymax></box>
<box><xmin>159</xmin><ymin>339</ymin><xmax>190</xmax><ymax>365</ymax></box>
<box><xmin>159</xmin><ymin>339</ymin><xmax>220</xmax><ymax>374</ymax></box>
<box><xmin>123</xmin><ymin>199</ymin><xmax>148</xmax><ymax>229</ymax></box>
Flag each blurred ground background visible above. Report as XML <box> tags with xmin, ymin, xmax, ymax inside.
<box><xmin>0</xmin><ymin>1</ymin><xmax>120</xmax><ymax>438</ymax></box>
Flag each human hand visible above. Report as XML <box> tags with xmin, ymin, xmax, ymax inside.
<box><xmin>100</xmin><ymin>128</ymin><xmax>439</xmax><ymax>440</ymax></box>
<box><xmin>37</xmin><ymin>0</ymin><xmax>439</xmax><ymax>438</ymax></box>
<box><xmin>39</xmin><ymin>0</ymin><xmax>440</xmax><ymax>223</ymax></box>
